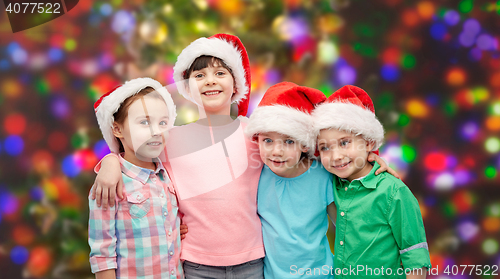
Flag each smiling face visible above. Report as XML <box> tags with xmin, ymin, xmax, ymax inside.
<box><xmin>317</xmin><ymin>129</ymin><xmax>375</xmax><ymax>181</ymax></box>
<box><xmin>257</xmin><ymin>131</ymin><xmax>309</xmax><ymax>178</ymax></box>
<box><xmin>188</xmin><ymin>64</ymin><xmax>235</xmax><ymax>115</ymax></box>
<box><xmin>113</xmin><ymin>95</ymin><xmax>170</xmax><ymax>168</ymax></box>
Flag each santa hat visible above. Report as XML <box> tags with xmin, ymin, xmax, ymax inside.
<box><xmin>244</xmin><ymin>82</ymin><xmax>326</xmax><ymax>157</ymax></box>
<box><xmin>173</xmin><ymin>33</ymin><xmax>251</xmax><ymax>116</ymax></box>
<box><xmin>312</xmin><ymin>85</ymin><xmax>384</xmax><ymax>151</ymax></box>
<box><xmin>94</xmin><ymin>77</ymin><xmax>177</xmax><ymax>154</ymax></box>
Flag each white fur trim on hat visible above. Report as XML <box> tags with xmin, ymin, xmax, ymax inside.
<box><xmin>244</xmin><ymin>105</ymin><xmax>315</xmax><ymax>157</ymax></box>
<box><xmin>312</xmin><ymin>101</ymin><xmax>384</xmax><ymax>150</ymax></box>
<box><xmin>173</xmin><ymin>37</ymin><xmax>248</xmax><ymax>105</ymax></box>
<box><xmin>95</xmin><ymin>77</ymin><xmax>177</xmax><ymax>154</ymax></box>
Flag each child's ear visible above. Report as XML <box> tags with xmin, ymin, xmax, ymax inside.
<box><xmin>366</xmin><ymin>141</ymin><xmax>376</xmax><ymax>152</ymax></box>
<box><xmin>301</xmin><ymin>145</ymin><xmax>309</xmax><ymax>154</ymax></box>
<box><xmin>112</xmin><ymin>122</ymin><xmax>124</xmax><ymax>138</ymax></box>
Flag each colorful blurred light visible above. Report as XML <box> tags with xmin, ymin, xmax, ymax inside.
<box><xmin>457</xmin><ymin>221</ymin><xmax>479</xmax><ymax>242</ymax></box>
<box><xmin>11</xmin><ymin>47</ymin><xmax>28</xmax><ymax>65</ymax></box>
<box><xmin>93</xmin><ymin>139</ymin><xmax>110</xmax><ymax>160</ymax></box>
<box><xmin>0</xmin><ymin>59</ymin><xmax>11</xmax><ymax>70</ymax></box>
<box><xmin>382</xmin><ymin>47</ymin><xmax>401</xmax><ymax>65</ymax></box>
<box><xmin>335</xmin><ymin>63</ymin><xmax>356</xmax><ymax>85</ymax></box>
<box><xmin>13</xmin><ymin>225</ymin><xmax>35</xmax><ymax>245</ymax></box>
<box><xmin>318</xmin><ymin>40</ymin><xmax>339</xmax><ymax>65</ymax></box>
<box><xmin>10</xmin><ymin>246</ymin><xmax>29</xmax><ymax>265</ymax></box>
<box><xmin>459</xmin><ymin>0</ymin><xmax>474</xmax><ymax>14</ymax></box>
<box><xmin>424</xmin><ymin>152</ymin><xmax>447</xmax><ymax>171</ymax></box>
<box><xmin>397</xmin><ymin>113</ymin><xmax>411</xmax><ymax>126</ymax></box>
<box><xmin>112</xmin><ymin>10</ymin><xmax>135</xmax><ymax>34</ymax></box>
<box><xmin>401</xmin><ymin>145</ymin><xmax>417</xmax><ymax>163</ymax></box>
<box><xmin>476</xmin><ymin>34</ymin><xmax>495</xmax><ymax>50</ymax></box>
<box><xmin>74</xmin><ymin>149</ymin><xmax>98</xmax><ymax>171</ymax></box>
<box><xmin>485</xmin><ymin>137</ymin><xmax>500</xmax><ymax>153</ymax></box>
<box><xmin>26</xmin><ymin>246</ymin><xmax>52</xmax><ymax>277</ymax></box>
<box><xmin>434</xmin><ymin>172</ymin><xmax>455</xmax><ymax>190</ymax></box>
<box><xmin>482</xmin><ymin>238</ymin><xmax>499</xmax><ymax>255</ymax></box>
<box><xmin>469</xmin><ymin>47</ymin><xmax>482</xmax><ymax>61</ymax></box>
<box><xmin>460</xmin><ymin>121</ymin><xmax>479</xmax><ymax>140</ymax></box>
<box><xmin>444</xmin><ymin>10</ymin><xmax>461</xmax><ymax>26</ymax></box>
<box><xmin>417</xmin><ymin>1</ymin><xmax>435</xmax><ymax>20</ymax></box>
<box><xmin>47</xmin><ymin>48</ymin><xmax>63</xmax><ymax>62</ymax></box>
<box><xmin>380</xmin><ymin>64</ymin><xmax>400</xmax><ymax>82</ymax></box>
<box><xmin>1</xmin><ymin>79</ymin><xmax>22</xmax><ymax>98</ymax></box>
<box><xmin>453</xmin><ymin>190</ymin><xmax>475</xmax><ymax>214</ymax></box>
<box><xmin>71</xmin><ymin>132</ymin><xmax>90</xmax><ymax>149</ymax></box>
<box><xmin>50</xmin><ymin>95</ymin><xmax>71</xmax><ymax>118</ymax></box>
<box><xmin>483</xmin><ymin>217</ymin><xmax>500</xmax><ymax>233</ymax></box>
<box><xmin>62</xmin><ymin>154</ymin><xmax>82</xmax><ymax>178</ymax></box>
<box><xmin>430</xmin><ymin>22</ymin><xmax>447</xmax><ymax>40</ymax></box>
<box><xmin>406</xmin><ymin>99</ymin><xmax>429</xmax><ymax>118</ymax></box>
<box><xmin>30</xmin><ymin>186</ymin><xmax>44</xmax><ymax>201</ymax></box>
<box><xmin>485</xmin><ymin>116</ymin><xmax>500</xmax><ymax>131</ymax></box>
<box><xmin>446</xmin><ymin>67</ymin><xmax>466</xmax><ymax>86</ymax></box>
<box><xmin>400</xmin><ymin>54</ymin><xmax>416</xmax><ymax>69</ymax></box>
<box><xmin>4</xmin><ymin>135</ymin><xmax>24</xmax><ymax>156</ymax></box>
<box><xmin>100</xmin><ymin>3</ymin><xmax>113</xmax><ymax>16</ymax></box>
<box><xmin>490</xmin><ymin>101</ymin><xmax>500</xmax><ymax>115</ymax></box>
<box><xmin>4</xmin><ymin>113</ymin><xmax>26</xmax><ymax>135</ymax></box>
<box><xmin>459</xmin><ymin>32</ymin><xmax>476</xmax><ymax>47</ymax></box>
<box><xmin>32</xmin><ymin>150</ymin><xmax>54</xmax><ymax>174</ymax></box>
<box><xmin>487</xmin><ymin>203</ymin><xmax>500</xmax><ymax>217</ymax></box>
<box><xmin>485</xmin><ymin>166</ymin><xmax>497</xmax><ymax>179</ymax></box>
<box><xmin>0</xmin><ymin>192</ymin><xmax>19</xmax><ymax>215</ymax></box>
<box><xmin>401</xmin><ymin>9</ymin><xmax>419</xmax><ymax>27</ymax></box>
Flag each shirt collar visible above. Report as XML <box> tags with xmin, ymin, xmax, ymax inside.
<box><xmin>119</xmin><ymin>154</ymin><xmax>166</xmax><ymax>185</ymax></box>
<box><xmin>336</xmin><ymin>161</ymin><xmax>381</xmax><ymax>189</ymax></box>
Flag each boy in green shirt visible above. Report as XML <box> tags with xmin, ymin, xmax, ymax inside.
<box><xmin>312</xmin><ymin>85</ymin><xmax>431</xmax><ymax>279</ymax></box>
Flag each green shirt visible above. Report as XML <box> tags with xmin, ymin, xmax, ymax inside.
<box><xmin>334</xmin><ymin>162</ymin><xmax>431</xmax><ymax>278</ymax></box>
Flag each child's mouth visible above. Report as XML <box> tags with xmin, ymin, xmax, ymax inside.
<box><xmin>333</xmin><ymin>161</ymin><xmax>351</xmax><ymax>169</ymax></box>
<box><xmin>147</xmin><ymin>142</ymin><xmax>163</xmax><ymax>146</ymax></box>
<box><xmin>269</xmin><ymin>159</ymin><xmax>286</xmax><ymax>166</ymax></box>
<box><xmin>203</xmin><ymin>90</ymin><xmax>221</xmax><ymax>97</ymax></box>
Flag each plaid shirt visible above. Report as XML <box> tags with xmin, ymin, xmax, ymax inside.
<box><xmin>89</xmin><ymin>155</ymin><xmax>183</xmax><ymax>279</ymax></box>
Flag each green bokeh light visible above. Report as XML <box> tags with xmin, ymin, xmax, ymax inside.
<box><xmin>401</xmin><ymin>145</ymin><xmax>417</xmax><ymax>163</ymax></box>
<box><xmin>459</xmin><ymin>0</ymin><xmax>474</xmax><ymax>14</ymax></box>
<box><xmin>71</xmin><ymin>133</ymin><xmax>89</xmax><ymax>149</ymax></box>
<box><xmin>443</xmin><ymin>202</ymin><xmax>457</xmax><ymax>217</ymax></box>
<box><xmin>443</xmin><ymin>101</ymin><xmax>458</xmax><ymax>116</ymax></box>
<box><xmin>398</xmin><ymin>113</ymin><xmax>411</xmax><ymax>127</ymax></box>
<box><xmin>65</xmin><ymin>39</ymin><xmax>77</xmax><ymax>51</ymax></box>
<box><xmin>482</xmin><ymin>238</ymin><xmax>499</xmax><ymax>255</ymax></box>
<box><xmin>319</xmin><ymin>84</ymin><xmax>333</xmax><ymax>97</ymax></box>
<box><xmin>401</xmin><ymin>54</ymin><xmax>416</xmax><ymax>69</ymax></box>
<box><xmin>489</xmin><ymin>101</ymin><xmax>500</xmax><ymax>116</ymax></box>
<box><xmin>486</xmin><ymin>203</ymin><xmax>500</xmax><ymax>217</ymax></box>
<box><xmin>35</xmin><ymin>79</ymin><xmax>50</xmax><ymax>95</ymax></box>
<box><xmin>485</xmin><ymin>166</ymin><xmax>497</xmax><ymax>179</ymax></box>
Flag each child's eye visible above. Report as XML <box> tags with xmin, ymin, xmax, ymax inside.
<box><xmin>140</xmin><ymin>120</ymin><xmax>150</xmax><ymax>125</ymax></box>
<box><xmin>340</xmin><ymin>140</ymin><xmax>350</xmax><ymax>147</ymax></box>
<box><xmin>284</xmin><ymin>139</ymin><xmax>295</xmax><ymax>145</ymax></box>
<box><xmin>194</xmin><ymin>73</ymin><xmax>204</xmax><ymax>78</ymax></box>
<box><xmin>320</xmin><ymin>146</ymin><xmax>329</xmax><ymax>151</ymax></box>
<box><xmin>263</xmin><ymin>138</ymin><xmax>272</xmax><ymax>143</ymax></box>
<box><xmin>159</xmin><ymin>121</ymin><xmax>168</xmax><ymax>126</ymax></box>
<box><xmin>216</xmin><ymin>71</ymin><xmax>225</xmax><ymax>76</ymax></box>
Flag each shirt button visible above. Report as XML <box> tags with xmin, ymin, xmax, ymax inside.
<box><xmin>160</xmin><ymin>194</ymin><xmax>164</xmax><ymax>198</ymax></box>
<box><xmin>136</xmin><ymin>195</ymin><xmax>141</xmax><ymax>200</ymax></box>
<box><xmin>171</xmin><ymin>270</ymin><xmax>175</xmax><ymax>275</ymax></box>
<box><xmin>168</xmin><ymin>231</ymin><xmax>171</xmax><ymax>236</ymax></box>
<box><xmin>341</xmin><ymin>212</ymin><xmax>345</xmax><ymax>216</ymax></box>
<box><xmin>170</xmin><ymin>251</ymin><xmax>174</xmax><ymax>256</ymax></box>
<box><xmin>163</xmin><ymin>211</ymin><xmax>168</xmax><ymax>216</ymax></box>
<box><xmin>340</xmin><ymin>241</ymin><xmax>344</xmax><ymax>246</ymax></box>
<box><xmin>345</xmin><ymin>187</ymin><xmax>348</xmax><ymax>191</ymax></box>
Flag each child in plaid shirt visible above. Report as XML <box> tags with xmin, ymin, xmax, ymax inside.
<box><xmin>89</xmin><ymin>78</ymin><xmax>183</xmax><ymax>279</ymax></box>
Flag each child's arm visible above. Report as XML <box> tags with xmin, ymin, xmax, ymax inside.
<box><xmin>89</xmin><ymin>189</ymin><xmax>119</xmax><ymax>275</ymax></box>
<box><xmin>96</xmin><ymin>269</ymin><xmax>116</xmax><ymax>279</ymax></box>
<box><xmin>406</xmin><ymin>267</ymin><xmax>427</xmax><ymax>279</ymax></box>
<box><xmin>367</xmin><ymin>152</ymin><xmax>401</xmax><ymax>179</ymax></box>
<box><xmin>327</xmin><ymin>202</ymin><xmax>337</xmax><ymax>225</ymax></box>
<box><xmin>91</xmin><ymin>154</ymin><xmax>124</xmax><ymax>209</ymax></box>
<box><xmin>388</xmin><ymin>186</ymin><xmax>431</xmax><ymax>276</ymax></box>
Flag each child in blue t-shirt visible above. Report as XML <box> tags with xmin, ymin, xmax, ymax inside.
<box><xmin>244</xmin><ymin>82</ymin><xmax>335</xmax><ymax>279</ymax></box>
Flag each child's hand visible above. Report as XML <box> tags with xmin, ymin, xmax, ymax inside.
<box><xmin>91</xmin><ymin>155</ymin><xmax>123</xmax><ymax>210</ymax></box>
<box><xmin>180</xmin><ymin>223</ymin><xmax>188</xmax><ymax>240</ymax></box>
<box><xmin>368</xmin><ymin>152</ymin><xmax>401</xmax><ymax>179</ymax></box>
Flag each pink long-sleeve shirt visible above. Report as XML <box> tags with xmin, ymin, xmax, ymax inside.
<box><xmin>163</xmin><ymin>118</ymin><xmax>264</xmax><ymax>266</ymax></box>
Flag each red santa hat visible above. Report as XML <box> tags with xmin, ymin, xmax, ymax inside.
<box><xmin>173</xmin><ymin>33</ymin><xmax>251</xmax><ymax>116</ymax></box>
<box><xmin>244</xmin><ymin>82</ymin><xmax>326</xmax><ymax>157</ymax></box>
<box><xmin>312</xmin><ymin>85</ymin><xmax>384</xmax><ymax>151</ymax></box>
<box><xmin>94</xmin><ymin>77</ymin><xmax>177</xmax><ymax>154</ymax></box>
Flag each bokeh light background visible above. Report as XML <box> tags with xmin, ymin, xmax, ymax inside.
<box><xmin>0</xmin><ymin>0</ymin><xmax>499</xmax><ymax>278</ymax></box>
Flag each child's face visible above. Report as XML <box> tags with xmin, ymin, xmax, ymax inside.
<box><xmin>317</xmin><ymin>129</ymin><xmax>375</xmax><ymax>181</ymax></box>
<box><xmin>257</xmin><ymin>132</ymin><xmax>308</xmax><ymax>178</ymax></box>
<box><xmin>116</xmin><ymin>96</ymin><xmax>170</xmax><ymax>161</ymax></box>
<box><xmin>188</xmin><ymin>64</ymin><xmax>234</xmax><ymax>114</ymax></box>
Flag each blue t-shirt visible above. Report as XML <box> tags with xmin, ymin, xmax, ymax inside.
<box><xmin>258</xmin><ymin>160</ymin><xmax>335</xmax><ymax>278</ymax></box>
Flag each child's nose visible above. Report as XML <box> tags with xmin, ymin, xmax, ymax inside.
<box><xmin>205</xmin><ymin>73</ymin><xmax>217</xmax><ymax>85</ymax></box>
<box><xmin>271</xmin><ymin>143</ymin><xmax>284</xmax><ymax>155</ymax></box>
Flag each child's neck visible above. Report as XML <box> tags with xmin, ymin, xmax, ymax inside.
<box><xmin>122</xmin><ymin>152</ymin><xmax>156</xmax><ymax>171</ymax></box>
<box><xmin>197</xmin><ymin>114</ymin><xmax>235</xmax><ymax>127</ymax></box>
<box><xmin>274</xmin><ymin>158</ymin><xmax>312</xmax><ymax>178</ymax></box>
<box><xmin>347</xmin><ymin>161</ymin><xmax>373</xmax><ymax>181</ymax></box>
